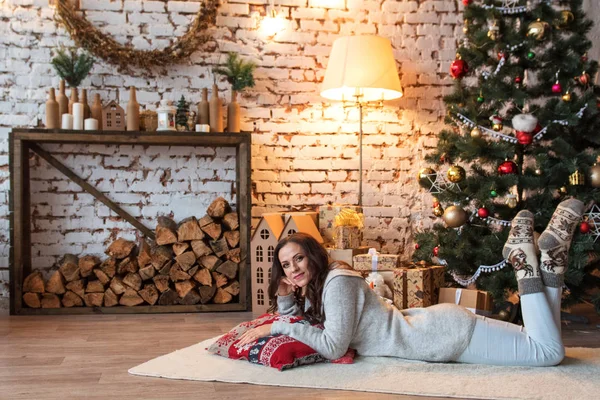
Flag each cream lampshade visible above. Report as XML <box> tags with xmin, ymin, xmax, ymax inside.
<box><xmin>320</xmin><ymin>35</ymin><xmax>403</xmax><ymax>206</ymax></box>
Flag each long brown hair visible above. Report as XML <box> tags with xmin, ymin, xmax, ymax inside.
<box><xmin>267</xmin><ymin>232</ymin><xmax>351</xmax><ymax>324</ymax></box>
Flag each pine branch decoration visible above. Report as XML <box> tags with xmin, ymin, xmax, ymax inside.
<box><xmin>213</xmin><ymin>52</ymin><xmax>257</xmax><ymax>92</ymax></box>
<box><xmin>51</xmin><ymin>47</ymin><xmax>94</xmax><ymax>87</ymax></box>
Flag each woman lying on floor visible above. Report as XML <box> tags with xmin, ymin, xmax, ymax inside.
<box><xmin>237</xmin><ymin>199</ymin><xmax>585</xmax><ymax>367</ymax></box>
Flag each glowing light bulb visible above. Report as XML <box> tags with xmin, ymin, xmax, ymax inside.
<box><xmin>260</xmin><ymin>9</ymin><xmax>286</xmax><ymax>38</ymax></box>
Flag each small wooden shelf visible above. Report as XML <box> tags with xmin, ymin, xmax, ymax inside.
<box><xmin>9</xmin><ymin>129</ymin><xmax>252</xmax><ymax>315</ymax></box>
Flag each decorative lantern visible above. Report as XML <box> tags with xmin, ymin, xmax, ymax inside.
<box><xmin>569</xmin><ymin>170</ymin><xmax>585</xmax><ymax>186</ymax></box>
<box><xmin>157</xmin><ymin>99</ymin><xmax>177</xmax><ymax>131</ymax></box>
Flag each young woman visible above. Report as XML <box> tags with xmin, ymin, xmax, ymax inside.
<box><xmin>237</xmin><ymin>199</ymin><xmax>584</xmax><ymax>367</ymax></box>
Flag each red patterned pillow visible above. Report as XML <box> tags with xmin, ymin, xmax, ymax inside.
<box><xmin>207</xmin><ymin>313</ymin><xmax>355</xmax><ymax>370</ymax></box>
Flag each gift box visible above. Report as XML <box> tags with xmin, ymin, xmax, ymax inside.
<box><xmin>392</xmin><ymin>265</ymin><xmax>446</xmax><ymax>310</ymax></box>
<box><xmin>438</xmin><ymin>287</ymin><xmax>493</xmax><ymax>315</ymax></box>
<box><xmin>353</xmin><ymin>253</ymin><xmax>400</xmax><ymax>271</ymax></box>
<box><xmin>328</xmin><ymin>247</ymin><xmax>369</xmax><ymax>267</ymax></box>
<box><xmin>318</xmin><ymin>205</ymin><xmax>362</xmax><ymax>244</ymax></box>
<box><xmin>334</xmin><ymin>226</ymin><xmax>362</xmax><ymax>249</ymax></box>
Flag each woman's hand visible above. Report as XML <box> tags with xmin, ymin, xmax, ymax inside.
<box><xmin>277</xmin><ymin>277</ymin><xmax>298</xmax><ymax>296</ymax></box>
<box><xmin>236</xmin><ymin>324</ymin><xmax>273</xmax><ymax>347</ymax></box>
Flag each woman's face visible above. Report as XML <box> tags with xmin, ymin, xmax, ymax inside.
<box><xmin>278</xmin><ymin>242</ymin><xmax>312</xmax><ymax>287</ymax></box>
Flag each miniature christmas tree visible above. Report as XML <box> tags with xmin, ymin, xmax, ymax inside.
<box><xmin>175</xmin><ymin>95</ymin><xmax>189</xmax><ymax>129</ymax></box>
<box><xmin>414</xmin><ymin>0</ymin><xmax>600</xmax><ymax>312</ymax></box>
<box><xmin>51</xmin><ymin>47</ymin><xmax>94</xmax><ymax>87</ymax></box>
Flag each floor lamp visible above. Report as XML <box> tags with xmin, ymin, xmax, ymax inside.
<box><xmin>320</xmin><ymin>35</ymin><xmax>403</xmax><ymax>206</ymax></box>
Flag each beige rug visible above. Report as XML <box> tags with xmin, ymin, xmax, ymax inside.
<box><xmin>129</xmin><ymin>336</ymin><xmax>600</xmax><ymax>400</ymax></box>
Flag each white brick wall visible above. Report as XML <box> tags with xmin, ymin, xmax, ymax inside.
<box><xmin>0</xmin><ymin>1</ymin><xmax>599</xmax><ymax>305</ymax></box>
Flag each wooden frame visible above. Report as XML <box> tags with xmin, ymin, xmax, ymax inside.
<box><xmin>9</xmin><ymin>129</ymin><xmax>251</xmax><ymax>315</ymax></box>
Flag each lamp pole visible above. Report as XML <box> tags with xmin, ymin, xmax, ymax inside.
<box><xmin>358</xmin><ymin>100</ymin><xmax>363</xmax><ymax>207</ymax></box>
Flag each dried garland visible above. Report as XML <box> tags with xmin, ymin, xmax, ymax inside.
<box><xmin>55</xmin><ymin>0</ymin><xmax>219</xmax><ymax>74</ymax></box>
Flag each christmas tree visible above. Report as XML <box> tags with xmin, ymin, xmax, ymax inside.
<box><xmin>176</xmin><ymin>95</ymin><xmax>189</xmax><ymax>129</ymax></box>
<box><xmin>414</xmin><ymin>0</ymin><xmax>600</xmax><ymax>313</ymax></box>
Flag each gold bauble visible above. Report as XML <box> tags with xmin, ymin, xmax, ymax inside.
<box><xmin>527</xmin><ymin>20</ymin><xmax>549</xmax><ymax>40</ymax></box>
<box><xmin>447</xmin><ymin>165</ymin><xmax>466</xmax><ymax>183</ymax></box>
<box><xmin>562</xmin><ymin>92</ymin><xmax>572</xmax><ymax>102</ymax></box>
<box><xmin>492</xmin><ymin>123</ymin><xmax>503</xmax><ymax>131</ymax></box>
<box><xmin>443</xmin><ymin>205</ymin><xmax>468</xmax><ymax>228</ymax></box>
<box><xmin>417</xmin><ymin>167</ymin><xmax>437</xmax><ymax>190</ymax></box>
<box><xmin>555</xmin><ymin>11</ymin><xmax>574</xmax><ymax>29</ymax></box>
<box><xmin>589</xmin><ymin>164</ymin><xmax>600</xmax><ymax>188</ymax></box>
<box><xmin>470</xmin><ymin>127</ymin><xmax>482</xmax><ymax>138</ymax></box>
<box><xmin>433</xmin><ymin>205</ymin><xmax>444</xmax><ymax>217</ymax></box>
<box><xmin>559</xmin><ymin>186</ymin><xmax>568</xmax><ymax>194</ymax></box>
<box><xmin>505</xmin><ymin>194</ymin><xmax>518</xmax><ymax>209</ymax></box>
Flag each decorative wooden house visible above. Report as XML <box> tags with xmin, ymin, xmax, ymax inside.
<box><xmin>281</xmin><ymin>214</ymin><xmax>324</xmax><ymax>244</ymax></box>
<box><xmin>102</xmin><ymin>100</ymin><xmax>125</xmax><ymax>131</ymax></box>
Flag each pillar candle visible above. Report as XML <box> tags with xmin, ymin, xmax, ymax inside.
<box><xmin>72</xmin><ymin>103</ymin><xmax>84</xmax><ymax>130</ymax></box>
<box><xmin>61</xmin><ymin>114</ymin><xmax>73</xmax><ymax>129</ymax></box>
<box><xmin>84</xmin><ymin>118</ymin><xmax>99</xmax><ymax>131</ymax></box>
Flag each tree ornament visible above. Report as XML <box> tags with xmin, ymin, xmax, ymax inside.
<box><xmin>462</xmin><ymin>0</ymin><xmax>471</xmax><ymax>5</ymax></box>
<box><xmin>477</xmin><ymin>94</ymin><xmax>485</xmax><ymax>103</ymax></box>
<box><xmin>580</xmin><ymin>221</ymin><xmax>591</xmax><ymax>234</ymax></box>
<box><xmin>443</xmin><ymin>205</ymin><xmax>468</xmax><ymax>228</ymax></box>
<box><xmin>555</xmin><ymin>10</ymin><xmax>574</xmax><ymax>29</ymax></box>
<box><xmin>582</xmin><ymin>53</ymin><xmax>589</xmax><ymax>63</ymax></box>
<box><xmin>447</xmin><ymin>165</ymin><xmax>466</xmax><ymax>183</ymax></box>
<box><xmin>433</xmin><ymin>246</ymin><xmax>440</xmax><ymax>256</ymax></box>
<box><xmin>498</xmin><ymin>159</ymin><xmax>518</xmax><ymax>175</ymax></box>
<box><xmin>497</xmin><ymin>51</ymin><xmax>506</xmax><ymax>60</ymax></box>
<box><xmin>578</xmin><ymin>71</ymin><xmax>590</xmax><ymax>86</ymax></box>
<box><xmin>487</xmin><ymin>20</ymin><xmax>500</xmax><ymax>41</ymax></box>
<box><xmin>514</xmin><ymin>76</ymin><xmax>522</xmax><ymax>86</ymax></box>
<box><xmin>559</xmin><ymin>186</ymin><xmax>568</xmax><ymax>194</ymax></box>
<box><xmin>490</xmin><ymin>114</ymin><xmax>503</xmax><ymax>131</ymax></box>
<box><xmin>433</xmin><ymin>204</ymin><xmax>444</xmax><ymax>217</ymax></box>
<box><xmin>527</xmin><ymin>20</ymin><xmax>549</xmax><ymax>41</ymax></box>
<box><xmin>512</xmin><ymin>114</ymin><xmax>537</xmax><ymax>145</ymax></box>
<box><xmin>568</xmin><ymin>170</ymin><xmax>585</xmax><ymax>186</ymax></box>
<box><xmin>415</xmin><ymin>243</ymin><xmax>421</xmax><ymax>250</ymax></box>
<box><xmin>439</xmin><ymin>153</ymin><xmax>450</xmax><ymax>163</ymax></box>
<box><xmin>562</xmin><ymin>91</ymin><xmax>571</xmax><ymax>102</ymax></box>
<box><xmin>463</xmin><ymin>20</ymin><xmax>469</xmax><ymax>34</ymax></box>
<box><xmin>450</xmin><ymin>55</ymin><xmax>469</xmax><ymax>79</ymax></box>
<box><xmin>505</xmin><ymin>194</ymin><xmax>518</xmax><ymax>209</ymax></box>
<box><xmin>589</xmin><ymin>164</ymin><xmax>600</xmax><ymax>188</ymax></box>
<box><xmin>470</xmin><ymin>126</ymin><xmax>482</xmax><ymax>138</ymax></box>
<box><xmin>526</xmin><ymin>51</ymin><xmax>536</xmax><ymax>60</ymax></box>
<box><xmin>552</xmin><ymin>81</ymin><xmax>562</xmax><ymax>93</ymax></box>
<box><xmin>490</xmin><ymin>190</ymin><xmax>498</xmax><ymax>197</ymax></box>
<box><xmin>417</xmin><ymin>167</ymin><xmax>437</xmax><ymax>189</ymax></box>
<box><xmin>477</xmin><ymin>207</ymin><xmax>489</xmax><ymax>218</ymax></box>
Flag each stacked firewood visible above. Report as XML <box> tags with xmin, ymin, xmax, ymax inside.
<box><xmin>21</xmin><ymin>197</ymin><xmax>241</xmax><ymax>308</ymax></box>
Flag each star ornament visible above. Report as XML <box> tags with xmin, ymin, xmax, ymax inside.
<box><xmin>582</xmin><ymin>204</ymin><xmax>600</xmax><ymax>242</ymax></box>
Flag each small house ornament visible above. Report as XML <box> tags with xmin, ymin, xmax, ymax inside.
<box><xmin>157</xmin><ymin>99</ymin><xmax>177</xmax><ymax>131</ymax></box>
<box><xmin>102</xmin><ymin>100</ymin><xmax>125</xmax><ymax>131</ymax></box>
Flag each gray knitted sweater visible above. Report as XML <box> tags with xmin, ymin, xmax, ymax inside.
<box><xmin>271</xmin><ymin>269</ymin><xmax>477</xmax><ymax>362</ymax></box>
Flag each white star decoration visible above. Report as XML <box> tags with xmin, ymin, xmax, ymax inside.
<box><xmin>583</xmin><ymin>204</ymin><xmax>600</xmax><ymax>242</ymax></box>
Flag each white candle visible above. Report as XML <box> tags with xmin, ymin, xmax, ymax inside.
<box><xmin>72</xmin><ymin>102</ymin><xmax>84</xmax><ymax>130</ymax></box>
<box><xmin>84</xmin><ymin>118</ymin><xmax>98</xmax><ymax>131</ymax></box>
<box><xmin>196</xmin><ymin>124</ymin><xmax>210</xmax><ymax>132</ymax></box>
<box><xmin>61</xmin><ymin>113</ymin><xmax>73</xmax><ymax>129</ymax></box>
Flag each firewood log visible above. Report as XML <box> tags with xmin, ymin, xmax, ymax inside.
<box><xmin>175</xmin><ymin>279</ymin><xmax>195</xmax><ymax>298</ymax></box>
<box><xmin>137</xmin><ymin>238</ymin><xmax>153</xmax><ymax>268</ymax></box>
<box><xmin>41</xmin><ymin>293</ymin><xmax>61</xmax><ymax>308</ymax></box>
<box><xmin>227</xmin><ymin>248</ymin><xmax>241</xmax><ymax>264</ymax></box>
<box><xmin>177</xmin><ymin>217</ymin><xmax>205</xmax><ymax>241</ymax></box>
<box><xmin>155</xmin><ymin>216</ymin><xmax>178</xmax><ymax>245</ymax></box>
<box><xmin>181</xmin><ymin>289</ymin><xmax>201</xmax><ymax>305</ymax></box>
<box><xmin>158</xmin><ymin>260</ymin><xmax>173</xmax><ymax>275</ymax></box>
<box><xmin>207</xmin><ymin>197</ymin><xmax>229</xmax><ymax>218</ymax></box>
<box><xmin>119</xmin><ymin>288</ymin><xmax>144</xmax><ymax>306</ymax></box>
<box><xmin>224</xmin><ymin>230</ymin><xmax>240</xmax><ymax>248</ymax></box>
<box><xmin>62</xmin><ymin>291</ymin><xmax>83</xmax><ymax>307</ymax></box>
<box><xmin>201</xmin><ymin>222</ymin><xmax>222</xmax><ymax>240</ymax></box>
<box><xmin>187</xmin><ymin>265</ymin><xmax>199</xmax><ymax>278</ymax></box>
<box><xmin>100</xmin><ymin>257</ymin><xmax>117</xmax><ymax>278</ymax></box>
<box><xmin>172</xmin><ymin>242</ymin><xmax>190</xmax><ymax>256</ymax></box>
<box><xmin>106</xmin><ymin>238</ymin><xmax>136</xmax><ymax>259</ymax></box>
<box><xmin>216</xmin><ymin>260</ymin><xmax>238</xmax><ymax>279</ymax></box>
<box><xmin>23</xmin><ymin>292</ymin><xmax>41</xmax><ymax>308</ymax></box>
<box><xmin>193</xmin><ymin>268</ymin><xmax>212</xmax><ymax>286</ymax></box>
<box><xmin>153</xmin><ymin>275</ymin><xmax>170</xmax><ymax>293</ymax></box>
<box><xmin>93</xmin><ymin>269</ymin><xmax>111</xmax><ymax>285</ymax></box>
<box><xmin>84</xmin><ymin>293</ymin><xmax>104</xmax><ymax>307</ymax></box>
<box><xmin>117</xmin><ymin>256</ymin><xmax>139</xmax><ymax>274</ymax></box>
<box><xmin>199</xmin><ymin>255</ymin><xmax>222</xmax><ymax>271</ymax></box>
<box><xmin>151</xmin><ymin>245</ymin><xmax>173</xmax><ymax>270</ymax></box>
<box><xmin>213</xmin><ymin>287</ymin><xmax>233</xmax><ymax>304</ymax></box>
<box><xmin>104</xmin><ymin>288</ymin><xmax>119</xmax><ymax>307</ymax></box>
<box><xmin>175</xmin><ymin>251</ymin><xmax>196</xmax><ymax>271</ymax></box>
<box><xmin>223</xmin><ymin>212</ymin><xmax>239</xmax><ymax>230</ymax></box>
<box><xmin>86</xmin><ymin>280</ymin><xmax>105</xmax><ymax>293</ymax></box>
<box><xmin>158</xmin><ymin>288</ymin><xmax>180</xmax><ymax>305</ymax></box>
<box><xmin>66</xmin><ymin>279</ymin><xmax>85</xmax><ymax>298</ymax></box>
<box><xmin>198</xmin><ymin>214</ymin><xmax>214</xmax><ymax>227</ymax></box>
<box><xmin>79</xmin><ymin>255</ymin><xmax>100</xmax><ymax>278</ymax></box>
<box><xmin>198</xmin><ymin>285</ymin><xmax>216</xmax><ymax>304</ymax></box>
<box><xmin>138</xmin><ymin>265</ymin><xmax>156</xmax><ymax>281</ymax></box>
<box><xmin>46</xmin><ymin>270</ymin><xmax>66</xmax><ymax>294</ymax></box>
<box><xmin>223</xmin><ymin>280</ymin><xmax>240</xmax><ymax>296</ymax></box>
<box><xmin>211</xmin><ymin>271</ymin><xmax>228</xmax><ymax>288</ymax></box>
<box><xmin>109</xmin><ymin>276</ymin><xmax>127</xmax><ymax>295</ymax></box>
<box><xmin>23</xmin><ymin>271</ymin><xmax>45</xmax><ymax>293</ymax></box>
<box><xmin>123</xmin><ymin>272</ymin><xmax>142</xmax><ymax>291</ymax></box>
<box><xmin>169</xmin><ymin>263</ymin><xmax>191</xmax><ymax>282</ymax></box>
<box><xmin>190</xmin><ymin>240</ymin><xmax>212</xmax><ymax>258</ymax></box>
<box><xmin>209</xmin><ymin>237</ymin><xmax>229</xmax><ymax>258</ymax></box>
<box><xmin>59</xmin><ymin>254</ymin><xmax>80</xmax><ymax>282</ymax></box>
<box><xmin>139</xmin><ymin>284</ymin><xmax>159</xmax><ymax>306</ymax></box>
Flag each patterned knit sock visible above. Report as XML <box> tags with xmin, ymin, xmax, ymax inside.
<box><xmin>539</xmin><ymin>199</ymin><xmax>584</xmax><ymax>288</ymax></box>
<box><xmin>502</xmin><ymin>210</ymin><xmax>543</xmax><ymax>295</ymax></box>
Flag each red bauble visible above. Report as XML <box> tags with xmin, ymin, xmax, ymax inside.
<box><xmin>450</xmin><ymin>59</ymin><xmax>469</xmax><ymax>79</ymax></box>
<box><xmin>515</xmin><ymin>76</ymin><xmax>522</xmax><ymax>84</ymax></box>
<box><xmin>415</xmin><ymin>243</ymin><xmax>421</xmax><ymax>250</ymax></box>
<box><xmin>433</xmin><ymin>246</ymin><xmax>440</xmax><ymax>256</ymax></box>
<box><xmin>551</xmin><ymin>82</ymin><xmax>562</xmax><ymax>93</ymax></box>
<box><xmin>578</xmin><ymin>72</ymin><xmax>590</xmax><ymax>85</ymax></box>
<box><xmin>497</xmin><ymin>51</ymin><xmax>506</xmax><ymax>60</ymax></box>
<box><xmin>498</xmin><ymin>160</ymin><xmax>518</xmax><ymax>175</ymax></box>
<box><xmin>477</xmin><ymin>207</ymin><xmax>489</xmax><ymax>218</ymax></box>
<box><xmin>580</xmin><ymin>221</ymin><xmax>591</xmax><ymax>234</ymax></box>
<box><xmin>462</xmin><ymin>0</ymin><xmax>471</xmax><ymax>5</ymax></box>
<box><xmin>433</xmin><ymin>201</ymin><xmax>440</xmax><ymax>208</ymax></box>
<box><xmin>516</xmin><ymin>131</ymin><xmax>534</xmax><ymax>145</ymax></box>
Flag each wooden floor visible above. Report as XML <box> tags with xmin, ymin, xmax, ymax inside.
<box><xmin>1</xmin><ymin>306</ymin><xmax>599</xmax><ymax>400</ymax></box>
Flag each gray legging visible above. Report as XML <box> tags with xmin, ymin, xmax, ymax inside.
<box><xmin>456</xmin><ymin>286</ymin><xmax>564</xmax><ymax>366</ymax></box>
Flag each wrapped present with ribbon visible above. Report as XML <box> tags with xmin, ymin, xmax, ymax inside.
<box><xmin>327</xmin><ymin>246</ymin><xmax>370</xmax><ymax>267</ymax></box>
<box><xmin>353</xmin><ymin>248</ymin><xmax>400</xmax><ymax>271</ymax></box>
<box><xmin>392</xmin><ymin>264</ymin><xmax>446</xmax><ymax>310</ymax></box>
<box><xmin>318</xmin><ymin>205</ymin><xmax>362</xmax><ymax>244</ymax></box>
<box><xmin>438</xmin><ymin>287</ymin><xmax>492</xmax><ymax>315</ymax></box>
<box><xmin>332</xmin><ymin>208</ymin><xmax>364</xmax><ymax>249</ymax></box>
